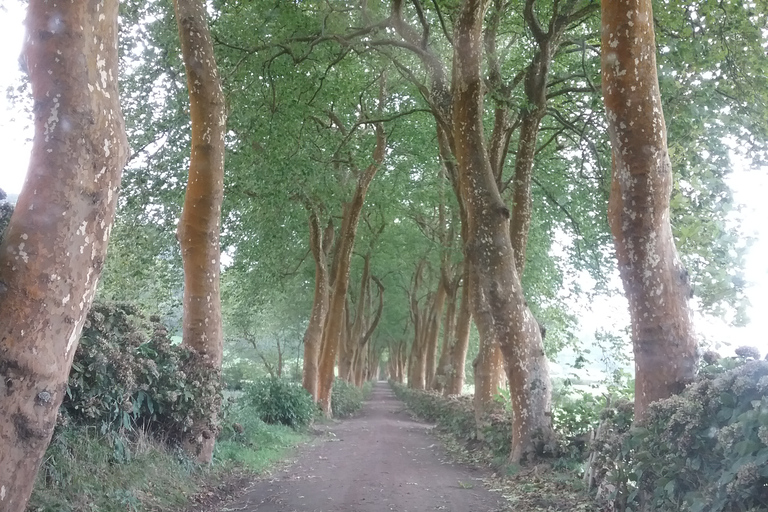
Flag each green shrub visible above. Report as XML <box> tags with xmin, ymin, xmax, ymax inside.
<box><xmin>244</xmin><ymin>377</ymin><xmax>315</xmax><ymax>429</ymax></box>
<box><xmin>553</xmin><ymin>390</ymin><xmax>603</xmax><ymax>439</ymax></box>
<box><xmin>592</xmin><ymin>359</ymin><xmax>768</xmax><ymax>511</ymax></box>
<box><xmin>64</xmin><ymin>302</ymin><xmax>222</xmax><ymax>444</ymax></box>
<box><xmin>331</xmin><ymin>379</ymin><xmax>366</xmax><ymax>418</ymax></box>
<box><xmin>216</xmin><ymin>397</ymin><xmax>307</xmax><ymax>468</ymax></box>
<box><xmin>390</xmin><ymin>382</ymin><xmax>511</xmax><ymax>458</ymax></box>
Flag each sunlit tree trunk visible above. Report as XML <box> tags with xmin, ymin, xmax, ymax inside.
<box><xmin>174</xmin><ymin>0</ymin><xmax>227</xmax><ymax>463</ymax></box>
<box><xmin>454</xmin><ymin>0</ymin><xmax>553</xmax><ymax>463</ymax></box>
<box><xmin>0</xmin><ymin>1</ymin><xmax>127</xmax><ymax>509</ymax></box>
<box><xmin>602</xmin><ymin>0</ymin><xmax>697</xmax><ymax>422</ymax></box>
<box><xmin>302</xmin><ymin>214</ymin><xmax>332</xmax><ymax>400</ymax></box>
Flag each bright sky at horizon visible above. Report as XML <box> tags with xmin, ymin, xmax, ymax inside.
<box><xmin>1</xmin><ymin>2</ymin><xmax>766</xmax><ymax>366</ymax></box>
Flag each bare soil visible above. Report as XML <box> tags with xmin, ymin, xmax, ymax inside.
<box><xmin>208</xmin><ymin>382</ymin><xmax>506</xmax><ymax>512</ymax></box>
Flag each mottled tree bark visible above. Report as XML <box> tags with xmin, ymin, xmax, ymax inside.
<box><xmin>174</xmin><ymin>0</ymin><xmax>227</xmax><ymax>463</ymax></box>
<box><xmin>454</xmin><ymin>0</ymin><xmax>553</xmax><ymax>463</ymax></box>
<box><xmin>0</xmin><ymin>1</ymin><xmax>127</xmax><ymax>509</ymax></box>
<box><xmin>601</xmin><ymin>0</ymin><xmax>697</xmax><ymax>422</ymax></box>
<box><xmin>302</xmin><ymin>215</ymin><xmax>333</xmax><ymax>400</ymax></box>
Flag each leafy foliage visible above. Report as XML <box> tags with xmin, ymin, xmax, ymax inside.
<box><xmin>30</xmin><ymin>394</ymin><xmax>308</xmax><ymax>512</ymax></box>
<box><xmin>64</xmin><ymin>302</ymin><xmax>222</xmax><ymax>445</ymax></box>
<box><xmin>391</xmin><ymin>382</ymin><xmax>512</xmax><ymax>459</ymax></box>
<box><xmin>591</xmin><ymin>357</ymin><xmax>768</xmax><ymax>512</ymax></box>
<box><xmin>551</xmin><ymin>372</ymin><xmax>635</xmax><ymax>442</ymax></box>
<box><xmin>331</xmin><ymin>379</ymin><xmax>371</xmax><ymax>418</ymax></box>
<box><xmin>0</xmin><ymin>188</ymin><xmax>13</xmax><ymax>239</ymax></box>
<box><xmin>243</xmin><ymin>377</ymin><xmax>315</xmax><ymax>429</ymax></box>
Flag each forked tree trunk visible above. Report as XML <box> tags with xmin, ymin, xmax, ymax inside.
<box><xmin>174</xmin><ymin>0</ymin><xmax>227</xmax><ymax>463</ymax></box>
<box><xmin>302</xmin><ymin>214</ymin><xmax>332</xmax><ymax>400</ymax></box>
<box><xmin>316</xmin><ymin>117</ymin><xmax>386</xmax><ymax>416</ymax></box>
<box><xmin>454</xmin><ymin>0</ymin><xmax>553</xmax><ymax>463</ymax></box>
<box><xmin>602</xmin><ymin>0</ymin><xmax>697</xmax><ymax>422</ymax></box>
<box><xmin>0</xmin><ymin>1</ymin><xmax>127</xmax><ymax>509</ymax></box>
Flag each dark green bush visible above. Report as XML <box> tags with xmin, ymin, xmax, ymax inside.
<box><xmin>244</xmin><ymin>377</ymin><xmax>315</xmax><ymax>429</ymax></box>
<box><xmin>64</xmin><ymin>302</ymin><xmax>222</xmax><ymax>444</ymax></box>
<box><xmin>331</xmin><ymin>379</ymin><xmax>367</xmax><ymax>418</ymax></box>
<box><xmin>592</xmin><ymin>358</ymin><xmax>768</xmax><ymax>512</ymax></box>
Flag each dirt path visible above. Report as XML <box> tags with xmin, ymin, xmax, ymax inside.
<box><xmin>214</xmin><ymin>382</ymin><xmax>506</xmax><ymax>512</ymax></box>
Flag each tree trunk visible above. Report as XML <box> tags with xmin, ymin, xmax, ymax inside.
<box><xmin>341</xmin><ymin>253</ymin><xmax>370</xmax><ymax>382</ymax></box>
<box><xmin>0</xmin><ymin>1</ymin><xmax>127</xmax><ymax>509</ymax></box>
<box><xmin>432</xmin><ymin>277</ymin><xmax>458</xmax><ymax>392</ymax></box>
<box><xmin>302</xmin><ymin>214</ymin><xmax>332</xmax><ymax>400</ymax></box>
<box><xmin>424</xmin><ymin>275</ymin><xmax>447</xmax><ymax>389</ymax></box>
<box><xmin>174</xmin><ymin>0</ymin><xmax>227</xmax><ymax>464</ymax></box>
<box><xmin>453</xmin><ymin>0</ymin><xmax>553</xmax><ymax>463</ymax></box>
<box><xmin>601</xmin><ymin>0</ymin><xmax>697</xmax><ymax>422</ymax></box>
<box><xmin>354</xmin><ymin>274</ymin><xmax>384</xmax><ymax>386</ymax></box>
<box><xmin>407</xmin><ymin>262</ymin><xmax>427</xmax><ymax>389</ymax></box>
<box><xmin>446</xmin><ymin>260</ymin><xmax>472</xmax><ymax>395</ymax></box>
<box><xmin>316</xmin><ymin>117</ymin><xmax>386</xmax><ymax>416</ymax></box>
<box><xmin>473</xmin><ymin>339</ymin><xmax>505</xmax><ymax>439</ymax></box>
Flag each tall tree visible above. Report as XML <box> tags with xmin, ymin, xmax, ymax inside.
<box><xmin>0</xmin><ymin>1</ymin><xmax>128</xmax><ymax>509</ymax></box>
<box><xmin>601</xmin><ymin>0</ymin><xmax>697</xmax><ymax>421</ymax></box>
<box><xmin>173</xmin><ymin>0</ymin><xmax>227</xmax><ymax>462</ymax></box>
<box><xmin>316</xmin><ymin>77</ymin><xmax>388</xmax><ymax>416</ymax></box>
<box><xmin>453</xmin><ymin>0</ymin><xmax>554</xmax><ymax>462</ymax></box>
<box><xmin>301</xmin><ymin>210</ymin><xmax>333</xmax><ymax>399</ymax></box>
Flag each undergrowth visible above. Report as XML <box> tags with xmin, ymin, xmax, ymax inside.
<box><xmin>28</xmin><ymin>398</ymin><xmax>308</xmax><ymax>512</ymax></box>
<box><xmin>332</xmin><ymin>379</ymin><xmax>373</xmax><ymax>418</ymax></box>
<box><xmin>390</xmin><ymin>381</ymin><xmax>598</xmax><ymax>511</ymax></box>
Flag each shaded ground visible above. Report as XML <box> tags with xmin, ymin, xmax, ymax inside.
<box><xmin>208</xmin><ymin>382</ymin><xmax>506</xmax><ymax>512</ymax></box>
